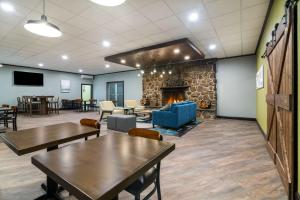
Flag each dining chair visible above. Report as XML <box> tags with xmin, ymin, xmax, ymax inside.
<box><xmin>27</xmin><ymin>97</ymin><xmax>41</xmax><ymax>116</ymax></box>
<box><xmin>74</xmin><ymin>99</ymin><xmax>83</xmax><ymax>112</ymax></box>
<box><xmin>48</xmin><ymin>97</ymin><xmax>59</xmax><ymax>114</ymax></box>
<box><xmin>4</xmin><ymin>106</ymin><xmax>17</xmax><ymax>131</ymax></box>
<box><xmin>126</xmin><ymin>128</ymin><xmax>163</xmax><ymax>200</ymax></box>
<box><xmin>89</xmin><ymin>99</ymin><xmax>97</xmax><ymax>111</ymax></box>
<box><xmin>80</xmin><ymin>118</ymin><xmax>100</xmax><ymax>140</ymax></box>
<box><xmin>17</xmin><ymin>97</ymin><xmax>25</xmax><ymax>113</ymax></box>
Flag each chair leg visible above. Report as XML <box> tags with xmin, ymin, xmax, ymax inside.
<box><xmin>100</xmin><ymin>111</ymin><xmax>104</xmax><ymax>121</ymax></box>
<box><xmin>135</xmin><ymin>195</ymin><xmax>140</xmax><ymax>200</ymax></box>
<box><xmin>156</xmin><ymin>177</ymin><xmax>162</xmax><ymax>200</ymax></box>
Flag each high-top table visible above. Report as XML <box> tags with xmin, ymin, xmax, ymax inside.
<box><xmin>32</xmin><ymin>133</ymin><xmax>175</xmax><ymax>200</ymax></box>
<box><xmin>0</xmin><ymin>122</ymin><xmax>100</xmax><ymax>199</ymax></box>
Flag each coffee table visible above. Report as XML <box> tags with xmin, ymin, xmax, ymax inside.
<box><xmin>32</xmin><ymin>133</ymin><xmax>175</xmax><ymax>200</ymax></box>
<box><xmin>134</xmin><ymin>110</ymin><xmax>153</xmax><ymax>122</ymax></box>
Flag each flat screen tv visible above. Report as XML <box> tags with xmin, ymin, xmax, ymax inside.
<box><xmin>14</xmin><ymin>71</ymin><xmax>44</xmax><ymax>86</ymax></box>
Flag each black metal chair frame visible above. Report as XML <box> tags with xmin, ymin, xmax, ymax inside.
<box><xmin>126</xmin><ymin>135</ymin><xmax>163</xmax><ymax>200</ymax></box>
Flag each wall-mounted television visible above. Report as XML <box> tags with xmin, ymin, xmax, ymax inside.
<box><xmin>13</xmin><ymin>71</ymin><xmax>44</xmax><ymax>86</ymax></box>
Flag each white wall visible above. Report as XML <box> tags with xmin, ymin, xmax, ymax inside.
<box><xmin>0</xmin><ymin>65</ymin><xmax>91</xmax><ymax>105</ymax></box>
<box><xmin>216</xmin><ymin>55</ymin><xmax>256</xmax><ymax>118</ymax></box>
<box><xmin>93</xmin><ymin>70</ymin><xmax>142</xmax><ymax>101</ymax></box>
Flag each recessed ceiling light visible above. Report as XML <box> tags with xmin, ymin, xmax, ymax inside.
<box><xmin>137</xmin><ymin>73</ymin><xmax>141</xmax><ymax>77</ymax></box>
<box><xmin>38</xmin><ymin>63</ymin><xmax>44</xmax><ymax>67</ymax></box>
<box><xmin>173</xmin><ymin>48</ymin><xmax>180</xmax><ymax>54</ymax></box>
<box><xmin>61</xmin><ymin>55</ymin><xmax>68</xmax><ymax>60</ymax></box>
<box><xmin>150</xmin><ymin>72</ymin><xmax>153</xmax><ymax>75</ymax></box>
<box><xmin>0</xmin><ymin>2</ymin><xmax>14</xmax><ymax>12</ymax></box>
<box><xmin>102</xmin><ymin>40</ymin><xmax>110</xmax><ymax>47</ymax></box>
<box><xmin>184</xmin><ymin>55</ymin><xmax>190</xmax><ymax>60</ymax></box>
<box><xmin>78</xmin><ymin>69</ymin><xmax>83</xmax><ymax>73</ymax></box>
<box><xmin>105</xmin><ymin>64</ymin><xmax>110</xmax><ymax>68</ymax></box>
<box><xmin>168</xmin><ymin>70</ymin><xmax>172</xmax><ymax>75</ymax></box>
<box><xmin>162</xmin><ymin>71</ymin><xmax>165</xmax><ymax>75</ymax></box>
<box><xmin>89</xmin><ymin>0</ymin><xmax>126</xmax><ymax>7</ymax></box>
<box><xmin>160</xmin><ymin>74</ymin><xmax>163</xmax><ymax>78</ymax></box>
<box><xmin>120</xmin><ymin>59</ymin><xmax>126</xmax><ymax>64</ymax></box>
<box><xmin>209</xmin><ymin>44</ymin><xmax>217</xmax><ymax>50</ymax></box>
<box><xmin>141</xmin><ymin>70</ymin><xmax>144</xmax><ymax>74</ymax></box>
<box><xmin>153</xmin><ymin>69</ymin><xmax>157</xmax><ymax>73</ymax></box>
<box><xmin>188</xmin><ymin>12</ymin><xmax>199</xmax><ymax>22</ymax></box>
<box><xmin>0</xmin><ymin>64</ymin><xmax>3</xmax><ymax>67</ymax></box>
<box><xmin>136</xmin><ymin>63</ymin><xmax>141</xmax><ymax>67</ymax></box>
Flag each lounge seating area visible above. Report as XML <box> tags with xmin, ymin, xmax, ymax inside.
<box><xmin>0</xmin><ymin>0</ymin><xmax>298</xmax><ymax>200</ymax></box>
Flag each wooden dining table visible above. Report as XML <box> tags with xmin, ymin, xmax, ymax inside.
<box><xmin>32</xmin><ymin>133</ymin><xmax>175</xmax><ymax>200</ymax></box>
<box><xmin>0</xmin><ymin>122</ymin><xmax>100</xmax><ymax>199</ymax></box>
<box><xmin>0</xmin><ymin>122</ymin><xmax>100</xmax><ymax>155</ymax></box>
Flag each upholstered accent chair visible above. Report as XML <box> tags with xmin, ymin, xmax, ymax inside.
<box><xmin>99</xmin><ymin>101</ymin><xmax>124</xmax><ymax>121</ymax></box>
<box><xmin>124</xmin><ymin>100</ymin><xmax>145</xmax><ymax>112</ymax></box>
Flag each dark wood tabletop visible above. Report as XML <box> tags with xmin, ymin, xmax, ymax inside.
<box><xmin>32</xmin><ymin>133</ymin><xmax>175</xmax><ymax>200</ymax></box>
<box><xmin>0</xmin><ymin>122</ymin><xmax>100</xmax><ymax>156</ymax></box>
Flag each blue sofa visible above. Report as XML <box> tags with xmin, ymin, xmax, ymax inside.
<box><xmin>152</xmin><ymin>101</ymin><xmax>197</xmax><ymax>129</ymax></box>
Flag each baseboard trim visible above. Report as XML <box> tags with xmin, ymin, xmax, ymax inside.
<box><xmin>216</xmin><ymin>115</ymin><xmax>256</xmax><ymax>121</ymax></box>
<box><xmin>256</xmin><ymin>120</ymin><xmax>267</xmax><ymax>140</ymax></box>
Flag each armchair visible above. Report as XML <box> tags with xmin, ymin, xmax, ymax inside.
<box><xmin>125</xmin><ymin>100</ymin><xmax>145</xmax><ymax>112</ymax></box>
<box><xmin>99</xmin><ymin>101</ymin><xmax>124</xmax><ymax>121</ymax></box>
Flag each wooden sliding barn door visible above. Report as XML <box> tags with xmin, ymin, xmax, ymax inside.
<box><xmin>265</xmin><ymin>4</ymin><xmax>295</xmax><ymax>197</ymax></box>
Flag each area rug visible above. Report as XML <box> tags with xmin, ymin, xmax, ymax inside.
<box><xmin>151</xmin><ymin>120</ymin><xmax>201</xmax><ymax>137</ymax></box>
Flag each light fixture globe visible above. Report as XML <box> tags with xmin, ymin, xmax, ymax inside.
<box><xmin>24</xmin><ymin>15</ymin><xmax>62</xmax><ymax>37</ymax></box>
<box><xmin>90</xmin><ymin>0</ymin><xmax>126</xmax><ymax>6</ymax></box>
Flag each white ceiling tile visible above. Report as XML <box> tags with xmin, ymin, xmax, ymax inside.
<box><xmin>133</xmin><ymin>23</ymin><xmax>162</xmax><ymax>36</ymax></box>
<box><xmin>215</xmin><ymin>24</ymin><xmax>241</xmax><ymax>36</ymax></box>
<box><xmin>204</xmin><ymin>0</ymin><xmax>241</xmax><ymax>18</ymax></box>
<box><xmin>140</xmin><ymin>1</ymin><xmax>174</xmax><ymax>22</ymax></box>
<box><xmin>120</xmin><ymin>11</ymin><xmax>150</xmax><ymax>26</ymax></box>
<box><xmin>241</xmin><ymin>17</ymin><xmax>264</xmax><ymax>31</ymax></box>
<box><xmin>164</xmin><ymin>0</ymin><xmax>204</xmax><ymax>13</ymax></box>
<box><xmin>241</xmin><ymin>0</ymin><xmax>269</xmax><ymax>9</ymax></box>
<box><xmin>102</xmin><ymin>3</ymin><xmax>135</xmax><ymax>18</ymax></box>
<box><xmin>129</xmin><ymin>0</ymin><xmax>159</xmax><ymax>9</ymax></box>
<box><xmin>102</xmin><ymin>19</ymin><xmax>133</xmax><ymax>33</ymax></box>
<box><xmin>78</xmin><ymin>27</ymin><xmax>117</xmax><ymax>43</ymax></box>
<box><xmin>48</xmin><ymin>0</ymin><xmax>93</xmax><ymax>14</ymax></box>
<box><xmin>211</xmin><ymin>11</ymin><xmax>240</xmax><ymax>29</ymax></box>
<box><xmin>194</xmin><ymin>29</ymin><xmax>218</xmax><ymax>40</ymax></box>
<box><xmin>155</xmin><ymin>16</ymin><xmax>183</xmax><ymax>31</ymax></box>
<box><xmin>76</xmin><ymin>7</ymin><xmax>115</xmax><ymax>26</ymax></box>
<box><xmin>34</xmin><ymin>1</ymin><xmax>74</xmax><ymax>21</ymax></box>
<box><xmin>242</xmin><ymin>2</ymin><xmax>269</xmax><ymax>21</ymax></box>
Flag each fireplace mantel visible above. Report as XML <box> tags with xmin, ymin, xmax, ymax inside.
<box><xmin>160</xmin><ymin>86</ymin><xmax>190</xmax><ymax>90</ymax></box>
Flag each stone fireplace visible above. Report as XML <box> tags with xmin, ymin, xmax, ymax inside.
<box><xmin>161</xmin><ymin>86</ymin><xmax>189</xmax><ymax>105</ymax></box>
<box><xmin>142</xmin><ymin>62</ymin><xmax>217</xmax><ymax>119</ymax></box>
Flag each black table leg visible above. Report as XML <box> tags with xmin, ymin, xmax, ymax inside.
<box><xmin>36</xmin><ymin>145</ymin><xmax>64</xmax><ymax>199</ymax></box>
<box><xmin>35</xmin><ymin>176</ymin><xmax>62</xmax><ymax>200</ymax></box>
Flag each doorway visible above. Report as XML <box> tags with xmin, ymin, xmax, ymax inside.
<box><xmin>106</xmin><ymin>81</ymin><xmax>124</xmax><ymax>107</ymax></box>
<box><xmin>81</xmin><ymin>84</ymin><xmax>93</xmax><ymax>102</ymax></box>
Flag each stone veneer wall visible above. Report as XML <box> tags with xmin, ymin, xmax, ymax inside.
<box><xmin>142</xmin><ymin>63</ymin><xmax>217</xmax><ymax>119</ymax></box>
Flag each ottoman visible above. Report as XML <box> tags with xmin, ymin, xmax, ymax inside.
<box><xmin>107</xmin><ymin>114</ymin><xmax>136</xmax><ymax>132</ymax></box>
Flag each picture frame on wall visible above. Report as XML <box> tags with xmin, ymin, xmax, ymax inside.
<box><xmin>61</xmin><ymin>80</ymin><xmax>71</xmax><ymax>93</ymax></box>
<box><xmin>256</xmin><ymin>64</ymin><xmax>264</xmax><ymax>89</ymax></box>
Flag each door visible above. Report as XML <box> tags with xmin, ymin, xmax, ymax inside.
<box><xmin>265</xmin><ymin>4</ymin><xmax>295</xmax><ymax>198</ymax></box>
<box><xmin>106</xmin><ymin>81</ymin><xmax>124</xmax><ymax>107</ymax></box>
<box><xmin>81</xmin><ymin>84</ymin><xmax>93</xmax><ymax>102</ymax></box>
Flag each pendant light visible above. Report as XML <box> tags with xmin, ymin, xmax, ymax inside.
<box><xmin>24</xmin><ymin>0</ymin><xmax>62</xmax><ymax>37</ymax></box>
<box><xmin>89</xmin><ymin>0</ymin><xmax>126</xmax><ymax>7</ymax></box>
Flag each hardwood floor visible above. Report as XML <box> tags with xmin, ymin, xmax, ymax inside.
<box><xmin>0</xmin><ymin>111</ymin><xmax>287</xmax><ymax>200</ymax></box>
